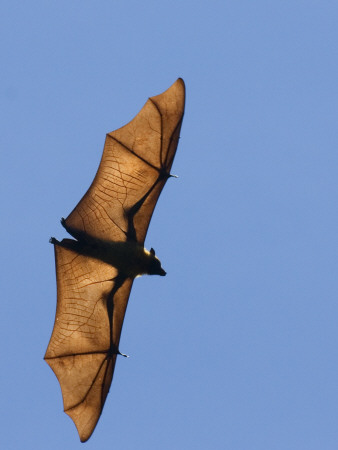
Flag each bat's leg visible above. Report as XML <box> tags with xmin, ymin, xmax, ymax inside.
<box><xmin>61</xmin><ymin>217</ymin><xmax>94</xmax><ymax>243</ymax></box>
<box><xmin>61</xmin><ymin>217</ymin><xmax>81</xmax><ymax>238</ymax></box>
<box><xmin>49</xmin><ymin>236</ymin><xmax>82</xmax><ymax>253</ymax></box>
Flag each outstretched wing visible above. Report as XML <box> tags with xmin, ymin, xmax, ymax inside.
<box><xmin>64</xmin><ymin>78</ymin><xmax>185</xmax><ymax>244</ymax></box>
<box><xmin>45</xmin><ymin>244</ymin><xmax>133</xmax><ymax>442</ymax></box>
<box><xmin>45</xmin><ymin>79</ymin><xmax>185</xmax><ymax>442</ymax></box>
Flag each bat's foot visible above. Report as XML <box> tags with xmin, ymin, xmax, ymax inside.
<box><xmin>49</xmin><ymin>237</ymin><xmax>60</xmax><ymax>245</ymax></box>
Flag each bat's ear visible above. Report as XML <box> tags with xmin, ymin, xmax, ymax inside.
<box><xmin>150</xmin><ymin>248</ymin><xmax>156</xmax><ymax>256</ymax></box>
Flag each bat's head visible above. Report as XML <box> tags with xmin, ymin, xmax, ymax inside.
<box><xmin>148</xmin><ymin>248</ymin><xmax>166</xmax><ymax>276</ymax></box>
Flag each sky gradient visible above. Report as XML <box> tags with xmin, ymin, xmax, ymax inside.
<box><xmin>2</xmin><ymin>1</ymin><xmax>338</xmax><ymax>449</ymax></box>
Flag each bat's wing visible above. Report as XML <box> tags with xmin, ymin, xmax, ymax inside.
<box><xmin>64</xmin><ymin>78</ymin><xmax>185</xmax><ymax>244</ymax></box>
<box><xmin>45</xmin><ymin>244</ymin><xmax>133</xmax><ymax>442</ymax></box>
<box><xmin>45</xmin><ymin>79</ymin><xmax>185</xmax><ymax>441</ymax></box>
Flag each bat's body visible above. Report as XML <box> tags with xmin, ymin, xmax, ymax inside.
<box><xmin>51</xmin><ymin>226</ymin><xmax>165</xmax><ymax>278</ymax></box>
<box><xmin>45</xmin><ymin>79</ymin><xmax>185</xmax><ymax>442</ymax></box>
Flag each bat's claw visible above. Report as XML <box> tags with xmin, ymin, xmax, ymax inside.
<box><xmin>49</xmin><ymin>237</ymin><xmax>58</xmax><ymax>244</ymax></box>
<box><xmin>118</xmin><ymin>350</ymin><xmax>129</xmax><ymax>358</ymax></box>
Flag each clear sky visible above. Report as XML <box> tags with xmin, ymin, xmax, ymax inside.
<box><xmin>2</xmin><ymin>1</ymin><xmax>338</xmax><ymax>449</ymax></box>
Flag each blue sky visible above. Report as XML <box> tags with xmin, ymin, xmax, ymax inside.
<box><xmin>2</xmin><ymin>1</ymin><xmax>338</xmax><ymax>449</ymax></box>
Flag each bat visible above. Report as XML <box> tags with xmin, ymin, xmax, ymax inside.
<box><xmin>44</xmin><ymin>78</ymin><xmax>185</xmax><ymax>442</ymax></box>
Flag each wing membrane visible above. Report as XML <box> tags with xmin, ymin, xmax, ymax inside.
<box><xmin>45</xmin><ymin>245</ymin><xmax>133</xmax><ymax>441</ymax></box>
<box><xmin>64</xmin><ymin>78</ymin><xmax>185</xmax><ymax>244</ymax></box>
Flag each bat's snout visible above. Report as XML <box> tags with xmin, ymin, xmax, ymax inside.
<box><xmin>159</xmin><ymin>268</ymin><xmax>166</xmax><ymax>276</ymax></box>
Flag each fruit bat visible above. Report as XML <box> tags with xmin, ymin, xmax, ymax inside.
<box><xmin>44</xmin><ymin>78</ymin><xmax>185</xmax><ymax>442</ymax></box>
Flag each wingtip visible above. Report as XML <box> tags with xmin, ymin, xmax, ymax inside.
<box><xmin>65</xmin><ymin>409</ymin><xmax>97</xmax><ymax>444</ymax></box>
<box><xmin>152</xmin><ymin>78</ymin><xmax>185</xmax><ymax>99</ymax></box>
<box><xmin>151</xmin><ymin>78</ymin><xmax>185</xmax><ymax>112</ymax></box>
<box><xmin>172</xmin><ymin>77</ymin><xmax>185</xmax><ymax>94</ymax></box>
